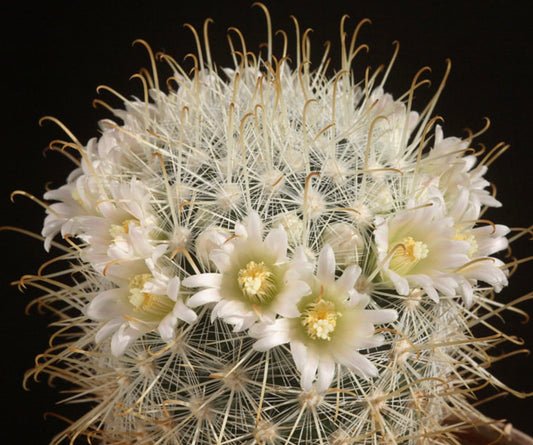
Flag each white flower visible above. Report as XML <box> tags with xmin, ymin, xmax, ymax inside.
<box><xmin>250</xmin><ymin>245</ymin><xmax>397</xmax><ymax>392</ymax></box>
<box><xmin>77</xmin><ymin>179</ymin><xmax>159</xmax><ymax>282</ymax></box>
<box><xmin>183</xmin><ymin>212</ymin><xmax>311</xmax><ymax>331</ymax></box>
<box><xmin>454</xmin><ymin>223</ymin><xmax>509</xmax><ymax>306</ymax></box>
<box><xmin>374</xmin><ymin>202</ymin><xmax>470</xmax><ymax>302</ymax></box>
<box><xmin>366</xmin><ymin>87</ymin><xmax>419</xmax><ymax>168</ymax></box>
<box><xmin>85</xmin><ymin>245</ymin><xmax>197</xmax><ymax>356</ymax></box>
<box><xmin>422</xmin><ymin>125</ymin><xmax>502</xmax><ymax>221</ymax></box>
<box><xmin>194</xmin><ymin>226</ymin><xmax>231</xmax><ymax>269</ymax></box>
<box><xmin>42</xmin><ymin>171</ymin><xmax>100</xmax><ymax>251</ymax></box>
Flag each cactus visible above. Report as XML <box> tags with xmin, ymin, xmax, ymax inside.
<box><xmin>11</xmin><ymin>4</ymin><xmax>531</xmax><ymax>444</ymax></box>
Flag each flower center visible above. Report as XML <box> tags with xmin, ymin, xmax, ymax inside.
<box><xmin>389</xmin><ymin>236</ymin><xmax>429</xmax><ymax>275</ymax></box>
<box><xmin>454</xmin><ymin>230</ymin><xmax>478</xmax><ymax>258</ymax></box>
<box><xmin>237</xmin><ymin>261</ymin><xmax>276</xmax><ymax>305</ymax></box>
<box><xmin>301</xmin><ymin>299</ymin><xmax>341</xmax><ymax>341</ymax></box>
<box><xmin>128</xmin><ymin>273</ymin><xmax>173</xmax><ymax>318</ymax></box>
<box><xmin>109</xmin><ymin>219</ymin><xmax>138</xmax><ymax>238</ymax></box>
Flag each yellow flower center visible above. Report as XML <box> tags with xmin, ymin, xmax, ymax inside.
<box><xmin>128</xmin><ymin>274</ymin><xmax>173</xmax><ymax>318</ymax></box>
<box><xmin>109</xmin><ymin>219</ymin><xmax>139</xmax><ymax>239</ymax></box>
<box><xmin>237</xmin><ymin>261</ymin><xmax>276</xmax><ymax>304</ymax></box>
<box><xmin>454</xmin><ymin>230</ymin><xmax>478</xmax><ymax>258</ymax></box>
<box><xmin>389</xmin><ymin>236</ymin><xmax>429</xmax><ymax>275</ymax></box>
<box><xmin>301</xmin><ymin>299</ymin><xmax>341</xmax><ymax>341</ymax></box>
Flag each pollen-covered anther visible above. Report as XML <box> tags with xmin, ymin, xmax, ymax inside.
<box><xmin>301</xmin><ymin>299</ymin><xmax>341</xmax><ymax>341</ymax></box>
<box><xmin>389</xmin><ymin>236</ymin><xmax>429</xmax><ymax>275</ymax></box>
<box><xmin>128</xmin><ymin>274</ymin><xmax>173</xmax><ymax>316</ymax></box>
<box><xmin>237</xmin><ymin>261</ymin><xmax>276</xmax><ymax>304</ymax></box>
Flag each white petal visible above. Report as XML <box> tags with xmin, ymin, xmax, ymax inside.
<box><xmin>151</xmin><ymin>243</ymin><xmax>169</xmax><ymax>262</ymax></box>
<box><xmin>111</xmin><ymin>324</ymin><xmax>142</xmax><ymax>357</ymax></box>
<box><xmin>251</xmin><ymin>324</ymin><xmax>290</xmax><ymax>351</ymax></box>
<box><xmin>458</xmin><ymin>279</ymin><xmax>474</xmax><ymax>307</ymax></box>
<box><xmin>245</xmin><ymin>211</ymin><xmax>262</xmax><ymax>241</ymax></box>
<box><xmin>362</xmin><ymin>309</ymin><xmax>397</xmax><ymax>324</ymax></box>
<box><xmin>212</xmin><ymin>298</ymin><xmax>251</xmax><ymax>322</ymax></box>
<box><xmin>234</xmin><ymin>221</ymin><xmax>247</xmax><ymax>238</ymax></box>
<box><xmin>167</xmin><ymin>276</ymin><xmax>180</xmax><ymax>301</ymax></box>
<box><xmin>387</xmin><ymin>269</ymin><xmax>410</xmax><ymax>296</ymax></box>
<box><xmin>299</xmin><ymin>349</ymin><xmax>319</xmax><ymax>391</ymax></box>
<box><xmin>182</xmin><ymin>273</ymin><xmax>222</xmax><ymax>288</ymax></box>
<box><xmin>173</xmin><ymin>298</ymin><xmax>198</xmax><ymax>324</ymax></box>
<box><xmin>264</xmin><ymin>228</ymin><xmax>288</xmax><ymax>262</ymax></box>
<box><xmin>338</xmin><ymin>350</ymin><xmax>378</xmax><ymax>378</ymax></box>
<box><xmin>223</xmin><ymin>315</ymin><xmax>246</xmax><ymax>332</ymax></box>
<box><xmin>335</xmin><ymin>265</ymin><xmax>360</xmax><ymax>293</ymax></box>
<box><xmin>290</xmin><ymin>339</ymin><xmax>308</xmax><ymax>373</ymax></box>
<box><xmin>94</xmin><ymin>318</ymin><xmax>123</xmax><ymax>343</ymax></box>
<box><xmin>463</xmin><ymin>260</ymin><xmax>508</xmax><ymax>290</ymax></box>
<box><xmin>272</xmin><ymin>280</ymin><xmax>310</xmax><ymax>317</ymax></box>
<box><xmin>158</xmin><ymin>313</ymin><xmax>177</xmax><ymax>341</ymax></box>
<box><xmin>317</xmin><ymin>244</ymin><xmax>335</xmax><ymax>281</ymax></box>
<box><xmin>187</xmin><ymin>288</ymin><xmax>222</xmax><ymax>307</ymax></box>
<box><xmin>316</xmin><ymin>358</ymin><xmax>336</xmax><ymax>392</ymax></box>
<box><xmin>86</xmin><ymin>288</ymin><xmax>129</xmax><ymax>320</ymax></box>
<box><xmin>210</xmin><ymin>251</ymin><xmax>232</xmax><ymax>272</ymax></box>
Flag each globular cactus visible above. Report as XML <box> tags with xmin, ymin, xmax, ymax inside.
<box><xmin>11</xmin><ymin>4</ymin><xmax>532</xmax><ymax>444</ymax></box>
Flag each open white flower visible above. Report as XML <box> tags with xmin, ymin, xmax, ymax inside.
<box><xmin>250</xmin><ymin>245</ymin><xmax>397</xmax><ymax>392</ymax></box>
<box><xmin>85</xmin><ymin>244</ymin><xmax>197</xmax><ymax>356</ymax></box>
<box><xmin>374</xmin><ymin>202</ymin><xmax>470</xmax><ymax>302</ymax></box>
<box><xmin>183</xmin><ymin>212</ymin><xmax>311</xmax><ymax>331</ymax></box>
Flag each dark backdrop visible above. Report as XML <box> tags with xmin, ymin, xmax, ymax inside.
<box><xmin>1</xmin><ymin>1</ymin><xmax>531</xmax><ymax>443</ymax></box>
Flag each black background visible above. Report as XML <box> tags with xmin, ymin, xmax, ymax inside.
<box><xmin>1</xmin><ymin>1</ymin><xmax>531</xmax><ymax>443</ymax></box>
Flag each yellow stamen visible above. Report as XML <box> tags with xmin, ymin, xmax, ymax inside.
<box><xmin>128</xmin><ymin>274</ymin><xmax>173</xmax><ymax>318</ymax></box>
<box><xmin>454</xmin><ymin>230</ymin><xmax>478</xmax><ymax>258</ymax></box>
<box><xmin>109</xmin><ymin>218</ymin><xmax>139</xmax><ymax>238</ymax></box>
<box><xmin>301</xmin><ymin>299</ymin><xmax>341</xmax><ymax>341</ymax></box>
<box><xmin>237</xmin><ymin>261</ymin><xmax>276</xmax><ymax>304</ymax></box>
<box><xmin>389</xmin><ymin>236</ymin><xmax>429</xmax><ymax>275</ymax></box>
